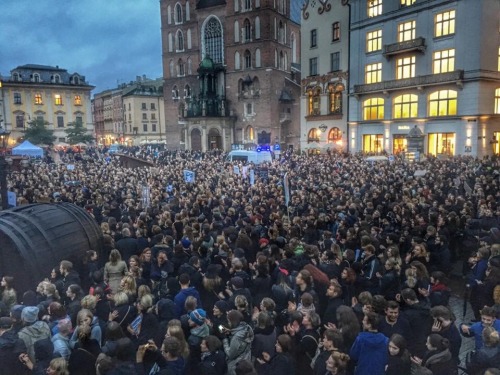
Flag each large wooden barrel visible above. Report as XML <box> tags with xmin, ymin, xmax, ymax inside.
<box><xmin>0</xmin><ymin>203</ymin><xmax>103</xmax><ymax>293</ymax></box>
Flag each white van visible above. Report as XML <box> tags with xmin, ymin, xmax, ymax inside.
<box><xmin>226</xmin><ymin>150</ymin><xmax>272</xmax><ymax>165</ymax></box>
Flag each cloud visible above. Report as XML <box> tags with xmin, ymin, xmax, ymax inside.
<box><xmin>0</xmin><ymin>0</ymin><xmax>162</xmax><ymax>93</ymax></box>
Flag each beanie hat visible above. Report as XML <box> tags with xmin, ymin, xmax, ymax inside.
<box><xmin>189</xmin><ymin>309</ymin><xmax>206</xmax><ymax>326</ymax></box>
<box><xmin>10</xmin><ymin>305</ymin><xmax>24</xmax><ymax>320</ymax></box>
<box><xmin>181</xmin><ymin>237</ymin><xmax>191</xmax><ymax>248</ymax></box>
<box><xmin>21</xmin><ymin>306</ymin><xmax>39</xmax><ymax>324</ymax></box>
<box><xmin>230</xmin><ymin>276</ymin><xmax>244</xmax><ymax>289</ymax></box>
<box><xmin>0</xmin><ymin>317</ymin><xmax>12</xmax><ymax>329</ymax></box>
<box><xmin>215</xmin><ymin>300</ymin><xmax>229</xmax><ymax>314</ymax></box>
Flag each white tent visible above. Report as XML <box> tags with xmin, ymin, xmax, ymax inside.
<box><xmin>12</xmin><ymin>140</ymin><xmax>43</xmax><ymax>158</ymax></box>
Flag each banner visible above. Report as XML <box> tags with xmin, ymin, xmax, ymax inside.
<box><xmin>183</xmin><ymin>170</ymin><xmax>195</xmax><ymax>183</ymax></box>
<box><xmin>250</xmin><ymin>169</ymin><xmax>255</xmax><ymax>186</ymax></box>
<box><xmin>284</xmin><ymin>172</ymin><xmax>290</xmax><ymax>206</ymax></box>
<box><xmin>7</xmin><ymin>191</ymin><xmax>16</xmax><ymax>207</ymax></box>
<box><xmin>141</xmin><ymin>186</ymin><xmax>150</xmax><ymax>207</ymax></box>
<box><xmin>233</xmin><ymin>166</ymin><xmax>240</xmax><ymax>175</ymax></box>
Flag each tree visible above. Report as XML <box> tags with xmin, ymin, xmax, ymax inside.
<box><xmin>24</xmin><ymin>118</ymin><xmax>56</xmax><ymax>145</ymax></box>
<box><xmin>65</xmin><ymin>118</ymin><xmax>94</xmax><ymax>145</ymax></box>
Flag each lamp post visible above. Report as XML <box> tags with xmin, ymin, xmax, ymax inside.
<box><xmin>0</xmin><ymin>125</ymin><xmax>11</xmax><ymax>210</ymax></box>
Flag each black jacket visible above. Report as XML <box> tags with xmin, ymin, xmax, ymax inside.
<box><xmin>401</xmin><ymin>301</ymin><xmax>433</xmax><ymax>357</ymax></box>
<box><xmin>200</xmin><ymin>349</ymin><xmax>227</xmax><ymax>375</ymax></box>
<box><xmin>0</xmin><ymin>329</ymin><xmax>28</xmax><ymax>375</ymax></box>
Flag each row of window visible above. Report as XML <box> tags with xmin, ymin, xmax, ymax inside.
<box><xmin>15</xmin><ymin>115</ymin><xmax>83</xmax><ymax>128</ymax></box>
<box><xmin>11</xmin><ymin>72</ymin><xmax>82</xmax><ymax>85</ymax></box>
<box><xmin>13</xmin><ymin>93</ymin><xmax>81</xmax><ymax>106</ymax></box>
<box><xmin>168</xmin><ymin>58</ymin><xmax>193</xmax><ymax>78</ymax></box>
<box><xmin>361</xmin><ymin>49</ymin><xmax>454</xmax><ymax>83</ymax></box>
<box><xmin>310</xmin><ymin>22</ymin><xmax>341</xmax><ymax>48</ymax></box>
<box><xmin>359</xmin><ymin>90</ymin><xmax>458</xmax><ymax>120</ymax></box>
<box><xmin>368</xmin><ymin>0</ymin><xmax>417</xmax><ymax>18</ymax></box>
<box><xmin>307</xmin><ymin>84</ymin><xmax>344</xmax><ymax>116</ymax></box>
<box><xmin>309</xmin><ymin>52</ymin><xmax>341</xmax><ymax>76</ymax></box>
<box><xmin>172</xmin><ymin>85</ymin><xmax>191</xmax><ymax>99</ymax></box>
<box><xmin>366</xmin><ymin>10</ymin><xmax>455</xmax><ymax>54</ymax></box>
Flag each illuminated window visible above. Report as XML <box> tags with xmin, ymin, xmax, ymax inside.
<box><xmin>366</xmin><ymin>30</ymin><xmax>382</xmax><ymax>52</ymax></box>
<box><xmin>401</xmin><ymin>0</ymin><xmax>416</xmax><ymax>6</ymax></box>
<box><xmin>398</xmin><ymin>20</ymin><xmax>416</xmax><ymax>42</ymax></box>
<box><xmin>308</xmin><ymin>87</ymin><xmax>321</xmax><ymax>116</ymax></box>
<box><xmin>435</xmin><ymin>10</ymin><xmax>455</xmax><ymax>37</ymax></box>
<box><xmin>328</xmin><ymin>84</ymin><xmax>343</xmax><ymax>114</ymax></box>
<box><xmin>396</xmin><ymin>56</ymin><xmax>416</xmax><ymax>79</ymax></box>
<box><xmin>428</xmin><ymin>90</ymin><xmax>457</xmax><ymax>116</ymax></box>
<box><xmin>433</xmin><ymin>49</ymin><xmax>455</xmax><ymax>74</ymax></box>
<box><xmin>428</xmin><ymin>133</ymin><xmax>455</xmax><ymax>156</ymax></box>
<box><xmin>35</xmin><ymin>93</ymin><xmax>43</xmax><ymax>105</ymax></box>
<box><xmin>55</xmin><ymin>94</ymin><xmax>63</xmax><ymax>106</ymax></box>
<box><xmin>393</xmin><ymin>94</ymin><xmax>418</xmax><ymax>118</ymax></box>
<box><xmin>363</xmin><ymin>134</ymin><xmax>384</xmax><ymax>153</ymax></box>
<box><xmin>332</xmin><ymin>22</ymin><xmax>340</xmax><ymax>42</ymax></box>
<box><xmin>308</xmin><ymin>128</ymin><xmax>320</xmax><ymax>142</ymax></box>
<box><xmin>363</xmin><ymin>97</ymin><xmax>385</xmax><ymax>120</ymax></box>
<box><xmin>74</xmin><ymin>95</ymin><xmax>82</xmax><ymax>105</ymax></box>
<box><xmin>328</xmin><ymin>127</ymin><xmax>342</xmax><ymax>142</ymax></box>
<box><xmin>367</xmin><ymin>0</ymin><xmax>382</xmax><ymax>18</ymax></box>
<box><xmin>365</xmin><ymin>63</ymin><xmax>382</xmax><ymax>84</ymax></box>
<box><xmin>495</xmin><ymin>88</ymin><xmax>500</xmax><ymax>114</ymax></box>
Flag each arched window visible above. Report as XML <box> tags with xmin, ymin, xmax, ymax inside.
<box><xmin>71</xmin><ymin>75</ymin><xmax>80</xmax><ymax>85</ymax></box>
<box><xmin>187</xmin><ymin>58</ymin><xmax>192</xmax><ymax>74</ymax></box>
<box><xmin>308</xmin><ymin>87</ymin><xmax>321</xmax><ymax>116</ymax></box>
<box><xmin>291</xmin><ymin>32</ymin><xmax>297</xmax><ymax>63</ymax></box>
<box><xmin>274</xmin><ymin>49</ymin><xmax>278</xmax><ymax>68</ymax></box>
<box><xmin>428</xmin><ymin>90</ymin><xmax>457</xmax><ymax>116</ymax></box>
<box><xmin>169</xmin><ymin>60</ymin><xmax>175</xmax><ymax>78</ymax></box>
<box><xmin>175</xmin><ymin>3</ymin><xmax>183</xmax><ymax>23</ymax></box>
<box><xmin>168</xmin><ymin>33</ymin><xmax>173</xmax><ymax>52</ymax></box>
<box><xmin>393</xmin><ymin>94</ymin><xmax>418</xmax><ymax>118</ymax></box>
<box><xmin>235</xmin><ymin>51</ymin><xmax>241</xmax><ymax>70</ymax></box>
<box><xmin>255</xmin><ymin>17</ymin><xmax>261</xmax><ymax>39</ymax></box>
<box><xmin>495</xmin><ymin>88</ymin><xmax>500</xmax><ymax>114</ymax></box>
<box><xmin>328</xmin><ymin>84</ymin><xmax>344</xmax><ymax>114</ymax></box>
<box><xmin>244</xmin><ymin>19</ymin><xmax>251</xmax><ymax>41</ymax></box>
<box><xmin>244</xmin><ymin>50</ymin><xmax>252</xmax><ymax>69</ymax></box>
<box><xmin>12</xmin><ymin>72</ymin><xmax>20</xmax><ymax>81</ymax></box>
<box><xmin>234</xmin><ymin>0</ymin><xmax>239</xmax><ymax>12</ymax></box>
<box><xmin>187</xmin><ymin>29</ymin><xmax>192</xmax><ymax>49</ymax></box>
<box><xmin>177</xmin><ymin>30</ymin><xmax>184</xmax><ymax>51</ymax></box>
<box><xmin>308</xmin><ymin>128</ymin><xmax>320</xmax><ymax>142</ymax></box>
<box><xmin>328</xmin><ymin>127</ymin><xmax>342</xmax><ymax>142</ymax></box>
<box><xmin>234</xmin><ymin>20</ymin><xmax>240</xmax><ymax>42</ymax></box>
<box><xmin>278</xmin><ymin>21</ymin><xmax>284</xmax><ymax>44</ymax></box>
<box><xmin>363</xmin><ymin>98</ymin><xmax>385</xmax><ymax>120</ymax></box>
<box><xmin>184</xmin><ymin>84</ymin><xmax>191</xmax><ymax>98</ymax></box>
<box><xmin>178</xmin><ymin>59</ymin><xmax>185</xmax><ymax>76</ymax></box>
<box><xmin>185</xmin><ymin>1</ymin><xmax>190</xmax><ymax>21</ymax></box>
<box><xmin>167</xmin><ymin>5</ymin><xmax>172</xmax><ymax>24</ymax></box>
<box><xmin>279</xmin><ymin>51</ymin><xmax>284</xmax><ymax>70</ymax></box>
<box><xmin>172</xmin><ymin>85</ymin><xmax>179</xmax><ymax>99</ymax></box>
<box><xmin>255</xmin><ymin>48</ymin><xmax>261</xmax><ymax>68</ymax></box>
<box><xmin>244</xmin><ymin>0</ymin><xmax>251</xmax><ymax>11</ymax></box>
<box><xmin>255</xmin><ymin>0</ymin><xmax>260</xmax><ymax>7</ymax></box>
<box><xmin>33</xmin><ymin>73</ymin><xmax>40</xmax><ymax>83</ymax></box>
<box><xmin>203</xmin><ymin>17</ymin><xmax>223</xmax><ymax>64</ymax></box>
<box><xmin>246</xmin><ymin>125</ymin><xmax>255</xmax><ymax>141</ymax></box>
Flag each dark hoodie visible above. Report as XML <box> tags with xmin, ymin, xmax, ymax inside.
<box><xmin>350</xmin><ymin>331</ymin><xmax>389</xmax><ymax>375</ymax></box>
<box><xmin>402</xmin><ymin>301</ymin><xmax>433</xmax><ymax>357</ymax></box>
<box><xmin>0</xmin><ymin>329</ymin><xmax>28</xmax><ymax>375</ymax></box>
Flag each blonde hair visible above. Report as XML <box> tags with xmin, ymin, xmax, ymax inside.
<box><xmin>48</xmin><ymin>357</ymin><xmax>69</xmax><ymax>375</ymax></box>
<box><xmin>76</xmin><ymin>309</ymin><xmax>94</xmax><ymax>327</ymax></box>
<box><xmin>80</xmin><ymin>295</ymin><xmax>97</xmax><ymax>311</ymax></box>
<box><xmin>167</xmin><ymin>323</ymin><xmax>190</xmax><ymax>358</ymax></box>
<box><xmin>113</xmin><ymin>291</ymin><xmax>129</xmax><ymax>306</ymax></box>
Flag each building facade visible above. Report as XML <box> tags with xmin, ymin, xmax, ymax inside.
<box><xmin>300</xmin><ymin>0</ymin><xmax>350</xmax><ymax>153</ymax></box>
<box><xmin>0</xmin><ymin>64</ymin><xmax>94</xmax><ymax>145</ymax></box>
<box><xmin>160</xmin><ymin>0</ymin><xmax>302</xmax><ymax>152</ymax></box>
<box><xmin>348</xmin><ymin>0</ymin><xmax>500</xmax><ymax>157</ymax></box>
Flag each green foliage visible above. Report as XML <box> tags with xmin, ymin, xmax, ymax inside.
<box><xmin>24</xmin><ymin>118</ymin><xmax>56</xmax><ymax>146</ymax></box>
<box><xmin>65</xmin><ymin>119</ymin><xmax>93</xmax><ymax>145</ymax></box>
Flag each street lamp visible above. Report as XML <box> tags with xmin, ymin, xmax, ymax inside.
<box><xmin>0</xmin><ymin>124</ymin><xmax>11</xmax><ymax>210</ymax></box>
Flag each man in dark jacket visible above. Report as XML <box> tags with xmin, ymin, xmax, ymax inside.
<box><xmin>0</xmin><ymin>317</ymin><xmax>27</xmax><ymax>375</ymax></box>
<box><xmin>116</xmin><ymin>227</ymin><xmax>139</xmax><ymax>262</ymax></box>
<box><xmin>361</xmin><ymin>245</ymin><xmax>382</xmax><ymax>295</ymax></box>
<box><xmin>401</xmin><ymin>288</ymin><xmax>433</xmax><ymax>357</ymax></box>
<box><xmin>174</xmin><ymin>273</ymin><xmax>202</xmax><ymax>318</ymax></box>
<box><xmin>322</xmin><ymin>280</ymin><xmax>344</xmax><ymax>326</ymax></box>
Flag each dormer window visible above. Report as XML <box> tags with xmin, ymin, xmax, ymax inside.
<box><xmin>32</xmin><ymin>73</ymin><xmax>41</xmax><ymax>83</ymax></box>
<box><xmin>12</xmin><ymin>72</ymin><xmax>20</xmax><ymax>81</ymax></box>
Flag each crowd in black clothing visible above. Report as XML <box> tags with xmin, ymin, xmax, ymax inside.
<box><xmin>0</xmin><ymin>147</ymin><xmax>500</xmax><ymax>375</ymax></box>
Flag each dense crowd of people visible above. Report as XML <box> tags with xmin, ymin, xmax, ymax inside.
<box><xmin>1</xmin><ymin>145</ymin><xmax>500</xmax><ymax>375</ymax></box>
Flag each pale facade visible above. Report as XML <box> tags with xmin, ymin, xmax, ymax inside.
<box><xmin>300</xmin><ymin>0</ymin><xmax>349</xmax><ymax>153</ymax></box>
<box><xmin>348</xmin><ymin>0</ymin><xmax>500</xmax><ymax>157</ymax></box>
<box><xmin>0</xmin><ymin>64</ymin><xmax>94</xmax><ymax>145</ymax></box>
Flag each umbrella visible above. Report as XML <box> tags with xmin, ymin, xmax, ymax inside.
<box><xmin>72</xmin><ymin>142</ymin><xmax>88</xmax><ymax>147</ymax></box>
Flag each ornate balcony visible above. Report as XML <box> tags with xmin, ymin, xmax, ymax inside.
<box><xmin>383</xmin><ymin>37</ymin><xmax>426</xmax><ymax>58</ymax></box>
<box><xmin>353</xmin><ymin>70</ymin><xmax>464</xmax><ymax>95</ymax></box>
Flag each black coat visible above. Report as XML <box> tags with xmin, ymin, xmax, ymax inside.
<box><xmin>401</xmin><ymin>301</ymin><xmax>433</xmax><ymax>357</ymax></box>
<box><xmin>0</xmin><ymin>330</ymin><xmax>28</xmax><ymax>375</ymax></box>
<box><xmin>116</xmin><ymin>237</ymin><xmax>139</xmax><ymax>262</ymax></box>
<box><xmin>259</xmin><ymin>353</ymin><xmax>295</xmax><ymax>375</ymax></box>
<box><xmin>322</xmin><ymin>296</ymin><xmax>344</xmax><ymax>326</ymax></box>
<box><xmin>385</xmin><ymin>353</ymin><xmax>411</xmax><ymax>375</ymax></box>
<box><xmin>200</xmin><ymin>350</ymin><xmax>227</xmax><ymax>375</ymax></box>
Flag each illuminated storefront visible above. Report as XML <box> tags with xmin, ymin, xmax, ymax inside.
<box><xmin>428</xmin><ymin>132</ymin><xmax>455</xmax><ymax>156</ymax></box>
<box><xmin>393</xmin><ymin>135</ymin><xmax>407</xmax><ymax>154</ymax></box>
<box><xmin>363</xmin><ymin>134</ymin><xmax>384</xmax><ymax>153</ymax></box>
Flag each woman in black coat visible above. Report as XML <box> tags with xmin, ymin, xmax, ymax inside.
<box><xmin>200</xmin><ymin>335</ymin><xmax>227</xmax><ymax>375</ymax></box>
<box><xmin>256</xmin><ymin>334</ymin><xmax>295</xmax><ymax>375</ymax></box>
<box><xmin>378</xmin><ymin>259</ymin><xmax>401</xmax><ymax>301</ymax></box>
<box><xmin>386</xmin><ymin>334</ymin><xmax>411</xmax><ymax>375</ymax></box>
<box><xmin>411</xmin><ymin>334</ymin><xmax>457</xmax><ymax>375</ymax></box>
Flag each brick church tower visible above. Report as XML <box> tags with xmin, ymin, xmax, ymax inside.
<box><xmin>160</xmin><ymin>0</ymin><xmax>301</xmax><ymax>151</ymax></box>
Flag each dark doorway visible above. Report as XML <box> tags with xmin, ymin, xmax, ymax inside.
<box><xmin>191</xmin><ymin>128</ymin><xmax>202</xmax><ymax>151</ymax></box>
<box><xmin>258</xmin><ymin>130</ymin><xmax>271</xmax><ymax>144</ymax></box>
<box><xmin>208</xmin><ymin>128</ymin><xmax>222</xmax><ymax>150</ymax></box>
